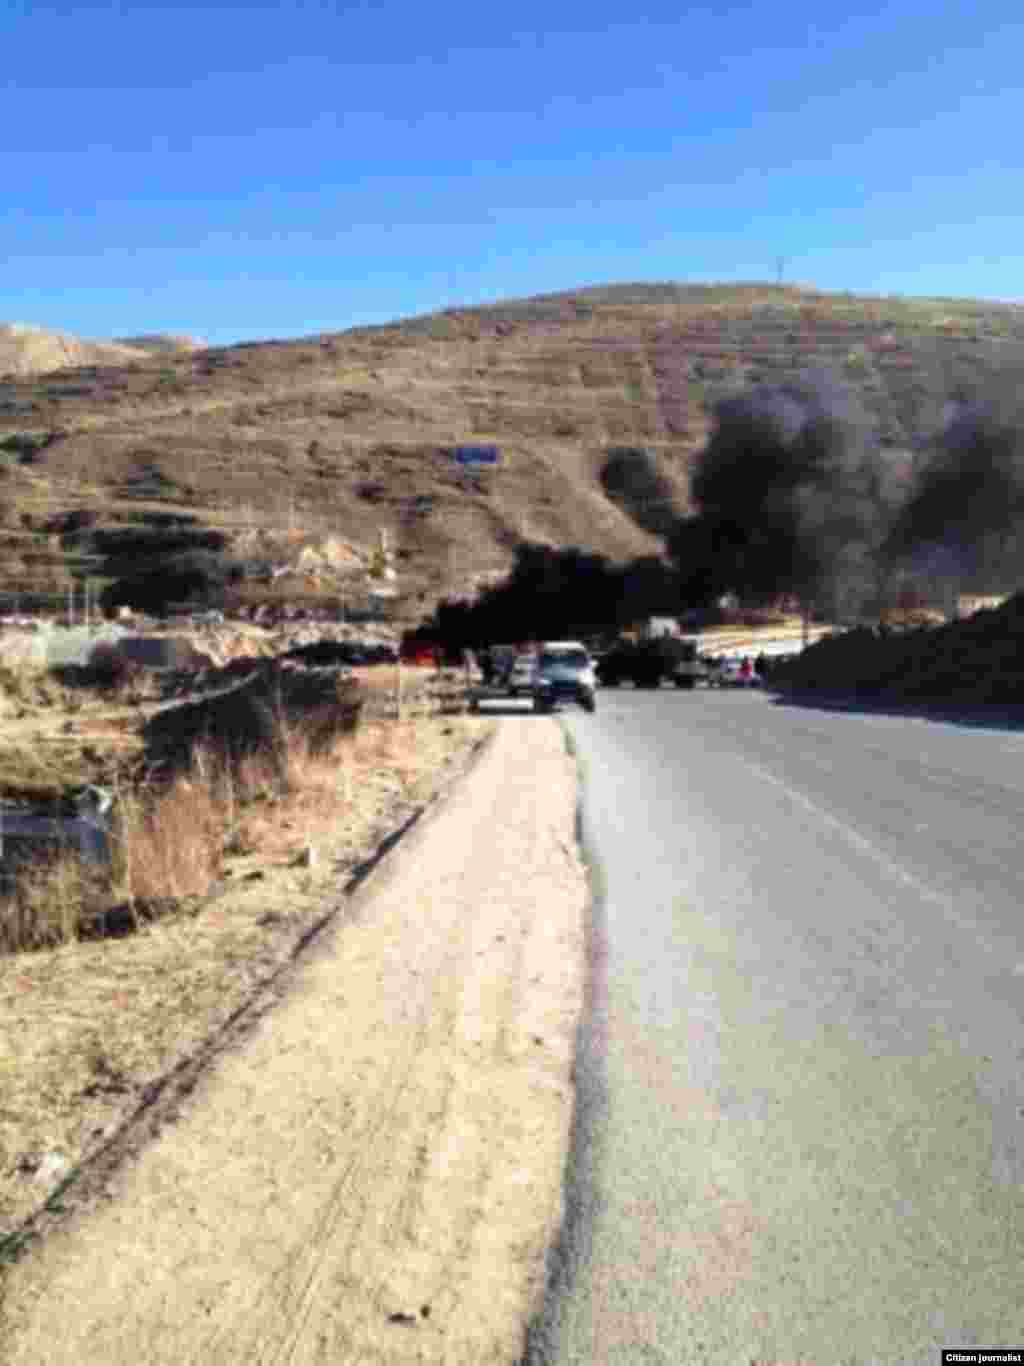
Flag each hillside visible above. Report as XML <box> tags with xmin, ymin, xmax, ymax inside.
<box><xmin>0</xmin><ymin>325</ymin><xmax>144</xmax><ymax>378</ymax></box>
<box><xmin>1</xmin><ymin>282</ymin><xmax>1023</xmax><ymax>624</ymax></box>
<box><xmin>0</xmin><ymin>325</ymin><xmax>198</xmax><ymax>379</ymax></box>
<box><xmin>113</xmin><ymin>335</ymin><xmax>206</xmax><ymax>356</ymax></box>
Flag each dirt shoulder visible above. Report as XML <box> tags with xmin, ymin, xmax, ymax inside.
<box><xmin>0</xmin><ymin>716</ymin><xmax>587</xmax><ymax>1364</ymax></box>
<box><xmin>2</xmin><ymin>681</ymin><xmax>480</xmax><ymax>1225</ymax></box>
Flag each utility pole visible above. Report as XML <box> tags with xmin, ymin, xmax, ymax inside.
<box><xmin>776</xmin><ymin>256</ymin><xmax>788</xmax><ymax>288</ymax></box>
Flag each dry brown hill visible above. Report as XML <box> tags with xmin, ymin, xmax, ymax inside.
<box><xmin>1</xmin><ymin>281</ymin><xmax>1023</xmax><ymax>625</ymax></box>
<box><xmin>0</xmin><ymin>325</ymin><xmax>199</xmax><ymax>378</ymax></box>
<box><xmin>0</xmin><ymin>325</ymin><xmax>147</xmax><ymax>377</ymax></box>
<box><xmin>113</xmin><ymin>334</ymin><xmax>206</xmax><ymax>356</ymax></box>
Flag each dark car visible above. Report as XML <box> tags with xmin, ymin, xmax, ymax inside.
<box><xmin>536</xmin><ymin>643</ymin><xmax>597</xmax><ymax>712</ymax></box>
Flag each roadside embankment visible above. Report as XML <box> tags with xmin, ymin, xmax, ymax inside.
<box><xmin>1</xmin><ymin>668</ymin><xmax>481</xmax><ymax>1231</ymax></box>
<box><xmin>1</xmin><ymin>717</ymin><xmax>586</xmax><ymax>1365</ymax></box>
<box><xmin>770</xmin><ymin>592</ymin><xmax>1024</xmax><ymax>705</ymax></box>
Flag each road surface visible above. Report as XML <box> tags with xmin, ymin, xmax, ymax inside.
<box><xmin>527</xmin><ymin>689</ymin><xmax>1024</xmax><ymax>1365</ymax></box>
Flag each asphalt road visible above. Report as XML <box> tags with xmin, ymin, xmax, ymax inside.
<box><xmin>524</xmin><ymin>688</ymin><xmax>1024</xmax><ymax>1366</ymax></box>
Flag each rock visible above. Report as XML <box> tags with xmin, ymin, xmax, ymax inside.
<box><xmin>33</xmin><ymin>1150</ymin><xmax>70</xmax><ymax>1187</ymax></box>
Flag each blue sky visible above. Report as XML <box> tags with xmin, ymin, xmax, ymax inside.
<box><xmin>3</xmin><ymin>0</ymin><xmax>1023</xmax><ymax>345</ymax></box>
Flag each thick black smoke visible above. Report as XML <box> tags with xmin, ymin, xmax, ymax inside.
<box><xmin>666</xmin><ymin>371</ymin><xmax>891</xmax><ymax>615</ymax></box>
<box><xmin>411</xmin><ymin>542</ymin><xmax>682</xmax><ymax>648</ymax></box>
<box><xmin>416</xmin><ymin>364</ymin><xmax>1024</xmax><ymax>650</ymax></box>
<box><xmin>884</xmin><ymin>386</ymin><xmax>1024</xmax><ymax>596</ymax></box>
<box><xmin>600</xmin><ymin>446</ymin><xmax>680</xmax><ymax>540</ymax></box>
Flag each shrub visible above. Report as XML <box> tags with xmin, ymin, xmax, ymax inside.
<box><xmin>83</xmin><ymin>643</ymin><xmax>144</xmax><ymax>694</ymax></box>
<box><xmin>771</xmin><ymin>593</ymin><xmax>1024</xmax><ymax>702</ymax></box>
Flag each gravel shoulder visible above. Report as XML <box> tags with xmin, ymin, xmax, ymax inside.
<box><xmin>0</xmin><ymin>716</ymin><xmax>586</xmax><ymax>1365</ymax></box>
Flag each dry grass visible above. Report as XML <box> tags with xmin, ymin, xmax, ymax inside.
<box><xmin>0</xmin><ymin>686</ymin><xmax>492</xmax><ymax>1248</ymax></box>
<box><xmin>0</xmin><ymin>699</ymin><xmax>373</xmax><ymax>955</ymax></box>
<box><xmin>0</xmin><ymin>662</ymin><xmax>82</xmax><ymax>713</ymax></box>
<box><xmin>110</xmin><ymin>763</ymin><xmax>225</xmax><ymax>907</ymax></box>
<box><xmin>0</xmin><ymin>849</ymin><xmax>110</xmax><ymax>955</ymax></box>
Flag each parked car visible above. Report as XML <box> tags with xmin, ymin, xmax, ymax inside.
<box><xmin>507</xmin><ymin>653</ymin><xmax>539</xmax><ymax>696</ymax></box>
<box><xmin>536</xmin><ymin>642</ymin><xmax>597</xmax><ymax>712</ymax></box>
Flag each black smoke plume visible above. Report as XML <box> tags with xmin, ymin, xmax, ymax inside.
<box><xmin>667</xmin><ymin>370</ymin><xmax>894</xmax><ymax>616</ymax></box>
<box><xmin>410</xmin><ymin>541</ymin><xmax>683</xmax><ymax>649</ymax></box>
<box><xmin>677</xmin><ymin>374</ymin><xmax>884</xmax><ymax>609</ymax></box>
<box><xmin>415</xmin><ymin>364</ymin><xmax>1024</xmax><ymax>651</ymax></box>
<box><xmin>884</xmin><ymin>384</ymin><xmax>1024</xmax><ymax>596</ymax></box>
<box><xmin>600</xmin><ymin>446</ymin><xmax>679</xmax><ymax>540</ymax></box>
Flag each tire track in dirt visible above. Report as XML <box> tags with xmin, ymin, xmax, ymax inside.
<box><xmin>257</xmin><ymin>902</ymin><xmax>479</xmax><ymax>1364</ymax></box>
<box><xmin>0</xmin><ymin>719</ymin><xmax>586</xmax><ymax>1366</ymax></box>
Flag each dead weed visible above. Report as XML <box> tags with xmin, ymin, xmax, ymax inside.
<box><xmin>0</xmin><ymin>709</ymin><xmax>492</xmax><ymax>1244</ymax></box>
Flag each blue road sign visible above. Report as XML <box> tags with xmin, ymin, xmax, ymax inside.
<box><xmin>452</xmin><ymin>445</ymin><xmax>500</xmax><ymax>466</ymax></box>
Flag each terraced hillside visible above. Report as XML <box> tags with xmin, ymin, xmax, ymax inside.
<box><xmin>2</xmin><ymin>282</ymin><xmax>1023</xmax><ymax>623</ymax></box>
